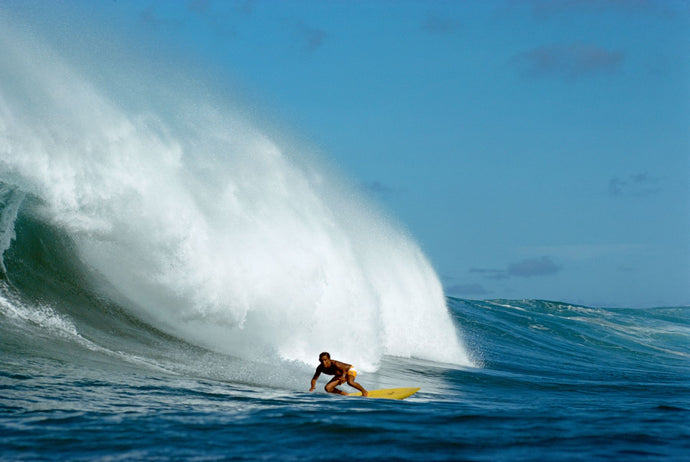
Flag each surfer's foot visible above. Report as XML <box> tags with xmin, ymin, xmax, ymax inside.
<box><xmin>362</xmin><ymin>391</ymin><xmax>369</xmax><ymax>397</ymax></box>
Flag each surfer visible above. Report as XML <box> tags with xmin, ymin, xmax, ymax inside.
<box><xmin>309</xmin><ymin>352</ymin><xmax>369</xmax><ymax>397</ymax></box>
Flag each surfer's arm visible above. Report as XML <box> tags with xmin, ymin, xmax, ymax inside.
<box><xmin>310</xmin><ymin>366</ymin><xmax>322</xmax><ymax>391</ymax></box>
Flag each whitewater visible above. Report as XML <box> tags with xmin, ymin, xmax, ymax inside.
<box><xmin>0</xmin><ymin>15</ymin><xmax>470</xmax><ymax>373</ymax></box>
<box><xmin>1</xmin><ymin>8</ymin><xmax>689</xmax><ymax>462</ymax></box>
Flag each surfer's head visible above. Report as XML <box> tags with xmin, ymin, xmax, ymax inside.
<box><xmin>319</xmin><ymin>352</ymin><xmax>331</xmax><ymax>367</ymax></box>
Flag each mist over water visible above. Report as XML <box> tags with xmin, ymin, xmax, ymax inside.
<box><xmin>0</xmin><ymin>16</ymin><xmax>472</xmax><ymax>371</ymax></box>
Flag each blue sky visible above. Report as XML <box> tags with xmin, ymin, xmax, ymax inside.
<box><xmin>5</xmin><ymin>1</ymin><xmax>689</xmax><ymax>307</ymax></box>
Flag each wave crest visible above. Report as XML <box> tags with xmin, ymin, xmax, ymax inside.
<box><xmin>0</xmin><ymin>16</ymin><xmax>472</xmax><ymax>370</ymax></box>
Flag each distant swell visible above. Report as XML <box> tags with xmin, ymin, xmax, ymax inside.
<box><xmin>0</xmin><ymin>16</ymin><xmax>473</xmax><ymax>373</ymax></box>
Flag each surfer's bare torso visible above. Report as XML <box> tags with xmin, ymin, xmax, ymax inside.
<box><xmin>313</xmin><ymin>360</ymin><xmax>351</xmax><ymax>379</ymax></box>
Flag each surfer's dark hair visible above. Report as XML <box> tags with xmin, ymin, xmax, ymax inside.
<box><xmin>319</xmin><ymin>352</ymin><xmax>330</xmax><ymax>359</ymax></box>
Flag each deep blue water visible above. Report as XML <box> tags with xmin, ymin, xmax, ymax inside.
<box><xmin>2</xmin><ymin>254</ymin><xmax>689</xmax><ymax>461</ymax></box>
<box><xmin>0</xmin><ymin>199</ymin><xmax>689</xmax><ymax>461</ymax></box>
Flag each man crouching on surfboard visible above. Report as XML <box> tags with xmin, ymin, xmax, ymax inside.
<box><xmin>309</xmin><ymin>352</ymin><xmax>369</xmax><ymax>397</ymax></box>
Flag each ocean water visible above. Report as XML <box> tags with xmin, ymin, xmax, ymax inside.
<box><xmin>2</xmin><ymin>270</ymin><xmax>689</xmax><ymax>461</ymax></box>
<box><xmin>2</xmin><ymin>10</ymin><xmax>690</xmax><ymax>461</ymax></box>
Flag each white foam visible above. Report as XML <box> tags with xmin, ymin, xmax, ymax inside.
<box><xmin>0</xmin><ymin>290</ymin><xmax>78</xmax><ymax>337</ymax></box>
<box><xmin>0</xmin><ymin>17</ymin><xmax>473</xmax><ymax>371</ymax></box>
<box><xmin>0</xmin><ymin>183</ymin><xmax>24</xmax><ymax>273</ymax></box>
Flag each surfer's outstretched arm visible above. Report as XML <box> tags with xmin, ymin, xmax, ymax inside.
<box><xmin>309</xmin><ymin>365</ymin><xmax>323</xmax><ymax>391</ymax></box>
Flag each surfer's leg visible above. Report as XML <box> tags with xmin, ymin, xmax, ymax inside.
<box><xmin>324</xmin><ymin>377</ymin><xmax>348</xmax><ymax>395</ymax></box>
<box><xmin>346</xmin><ymin>375</ymin><xmax>368</xmax><ymax>397</ymax></box>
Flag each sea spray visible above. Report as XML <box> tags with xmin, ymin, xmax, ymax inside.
<box><xmin>0</xmin><ymin>17</ymin><xmax>473</xmax><ymax>370</ymax></box>
<box><xmin>0</xmin><ymin>185</ymin><xmax>24</xmax><ymax>276</ymax></box>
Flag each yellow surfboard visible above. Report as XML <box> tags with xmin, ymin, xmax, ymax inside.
<box><xmin>347</xmin><ymin>387</ymin><xmax>420</xmax><ymax>400</ymax></box>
